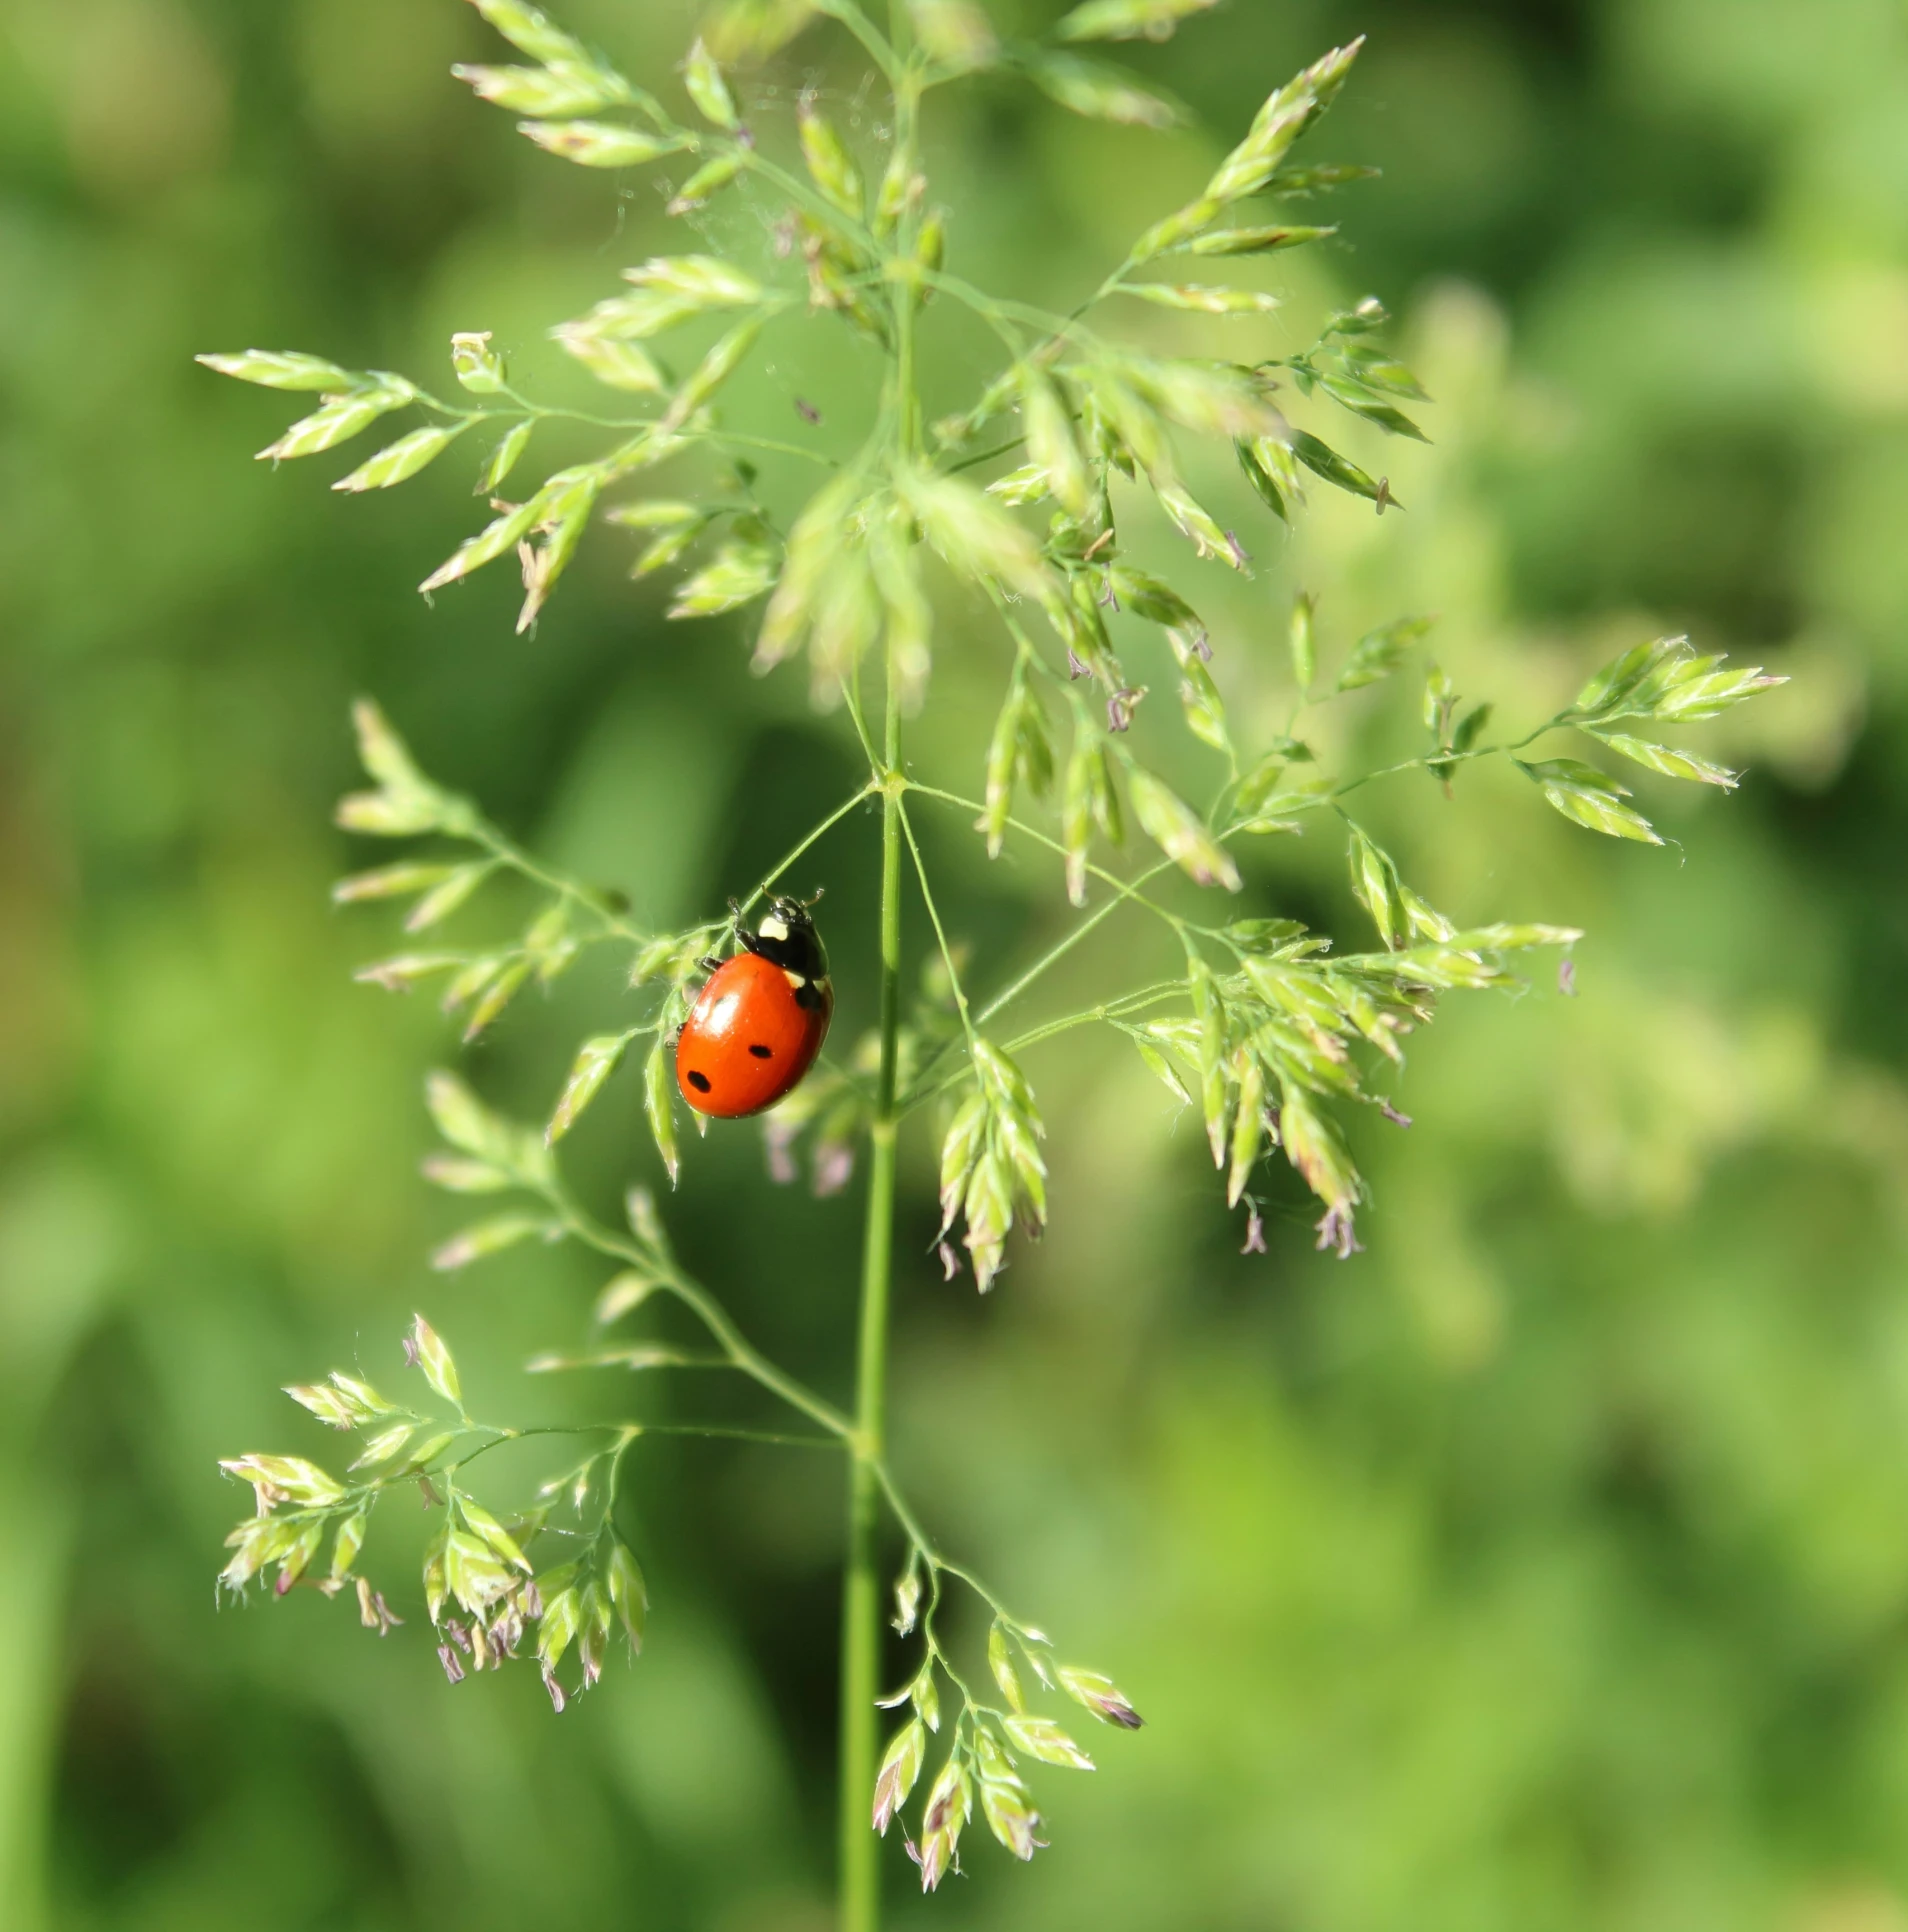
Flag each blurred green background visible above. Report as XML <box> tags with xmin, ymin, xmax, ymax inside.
<box><xmin>5</xmin><ymin>0</ymin><xmax>1908</xmax><ymax>1927</ymax></box>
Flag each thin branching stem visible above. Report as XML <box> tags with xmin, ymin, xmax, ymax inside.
<box><xmin>896</xmin><ymin>854</ymin><xmax>1185</xmax><ymax>1113</ymax></box>
<box><xmin>996</xmin><ymin>981</ymin><xmax>1188</xmax><ymax>1058</ymax></box>
<box><xmin>978</xmin><ymin>856</ymin><xmax>1183</xmax><ymax>1026</ymax></box>
<box><xmin>944</xmin><ymin>433</ymin><xmax>1029</xmax><ymax>476</ymax></box>
<box><xmin>917</xmin><ymin>267</ymin><xmax>1115</xmax><ymax>351</ymax></box>
<box><xmin>551</xmin><ymin>1189</ymin><xmax>856</xmax><ymax>1440</ymax></box>
<box><xmin>740</xmin><ymin>780</ymin><xmax>882</xmax><ymax>916</ymax></box>
<box><xmin>817</xmin><ymin>0</ymin><xmax>900</xmax><ymax>83</ymax></box>
<box><xmin>869</xmin><ymin>1462</ymin><xmax>1035</xmax><ymax>1640</ymax></box>
<box><xmin>896</xmin><ymin>797</ymin><xmax>980</xmax><ymax>1049</ymax></box>
<box><xmin>907</xmin><ymin>981</ymin><xmax>1188</xmax><ymax>1112</ymax></box>
<box><xmin>904</xmin><ymin>782</ymin><xmax>1192</xmax><ymax>936</ymax></box>
<box><xmin>623</xmin><ymin>1421</ymin><xmax>843</xmax><ymax>1451</ymax></box>
<box><xmin>495</xmin><ymin>392</ymin><xmax>843</xmax><ymax>469</ymax></box>
<box><xmin>754</xmin><ymin>162</ymin><xmax>887</xmax><ymax>269</ymax></box>
<box><xmin>407</xmin><ymin>364</ymin><xmax>841</xmax><ymax>471</ymax></box>
<box><xmin>466</xmin><ymin>821</ymin><xmax>645</xmax><ymax>940</ymax></box>
<box><xmin>1323</xmin><ymin>725</ymin><xmax>1552</xmax><ymax>802</ymax></box>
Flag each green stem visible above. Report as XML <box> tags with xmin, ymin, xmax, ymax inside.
<box><xmin>945</xmin><ymin>433</ymin><xmax>1029</xmax><ymax>476</ymax></box>
<box><xmin>738</xmin><ymin>780</ymin><xmax>880</xmax><ymax>918</ymax></box>
<box><xmin>916</xmin><ymin>267</ymin><xmax>1111</xmax><ymax>350</ymax></box>
<box><xmin>746</xmin><ymin>151</ymin><xmax>887</xmax><ymax>259</ymax></box>
<box><xmin>630</xmin><ymin>1421</ymin><xmax>840</xmax><ymax>1449</ymax></box>
<box><xmin>498</xmin><ymin>398</ymin><xmax>842</xmax><ymax>469</ymax></box>
<box><xmin>842</xmin><ymin>67</ymin><xmax>915</xmax><ymax>1889</ymax></box>
<box><xmin>904</xmin><ymin>782</ymin><xmax>1190</xmax><ymax>936</ymax></box>
<box><xmin>997</xmin><ymin>980</ymin><xmax>1186</xmax><ymax>1057</ymax></box>
<box><xmin>908</xmin><ymin>981</ymin><xmax>1187</xmax><ymax>1110</ymax></box>
<box><xmin>896</xmin><ymin>797</ymin><xmax>979</xmax><ymax>1048</ymax></box>
<box><xmin>465</xmin><ymin>820</ymin><xmax>644</xmax><ymax>940</ymax></box>
<box><xmin>550</xmin><ymin>1192</ymin><xmax>854</xmax><ymax>1439</ymax></box>
<box><xmin>977</xmin><ymin>857</ymin><xmax>1181</xmax><ymax>1026</ymax></box>
<box><xmin>816</xmin><ymin>0</ymin><xmax>901</xmax><ymax>83</ymax></box>
<box><xmin>841</xmin><ymin>689</ymin><xmax>904</xmax><ymax>1932</ymax></box>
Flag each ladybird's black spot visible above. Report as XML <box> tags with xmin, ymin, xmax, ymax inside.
<box><xmin>686</xmin><ymin>1070</ymin><xmax>712</xmax><ymax>1093</ymax></box>
<box><xmin>748</xmin><ymin>1043</ymin><xmax>773</xmax><ymax>1059</ymax></box>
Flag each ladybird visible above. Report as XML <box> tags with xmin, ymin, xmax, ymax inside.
<box><xmin>675</xmin><ymin>895</ymin><xmax>833</xmax><ymax>1118</ymax></box>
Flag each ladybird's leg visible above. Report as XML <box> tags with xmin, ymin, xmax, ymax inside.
<box><xmin>727</xmin><ymin>896</ymin><xmax>767</xmax><ymax>957</ymax></box>
<box><xmin>697</xmin><ymin>954</ymin><xmax>723</xmax><ymax>972</ymax></box>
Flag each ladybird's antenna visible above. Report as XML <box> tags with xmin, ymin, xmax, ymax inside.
<box><xmin>803</xmin><ymin>885</ymin><xmax>826</xmax><ymax>910</ymax></box>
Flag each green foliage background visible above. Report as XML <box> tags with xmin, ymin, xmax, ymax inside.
<box><xmin>4</xmin><ymin>0</ymin><xmax>1906</xmax><ymax>1927</ymax></box>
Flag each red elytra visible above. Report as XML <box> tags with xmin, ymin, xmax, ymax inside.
<box><xmin>675</xmin><ymin>898</ymin><xmax>832</xmax><ymax>1119</ymax></box>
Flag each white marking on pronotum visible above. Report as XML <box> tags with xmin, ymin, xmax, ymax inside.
<box><xmin>783</xmin><ymin>969</ymin><xmax>806</xmax><ymax>989</ymax></box>
<box><xmin>758</xmin><ymin>914</ymin><xmax>789</xmax><ymax>942</ymax></box>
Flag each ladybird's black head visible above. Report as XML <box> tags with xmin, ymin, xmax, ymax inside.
<box><xmin>740</xmin><ymin>894</ymin><xmax>829</xmax><ymax>984</ymax></box>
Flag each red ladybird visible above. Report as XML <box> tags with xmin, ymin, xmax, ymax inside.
<box><xmin>675</xmin><ymin>896</ymin><xmax>833</xmax><ymax>1118</ymax></box>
